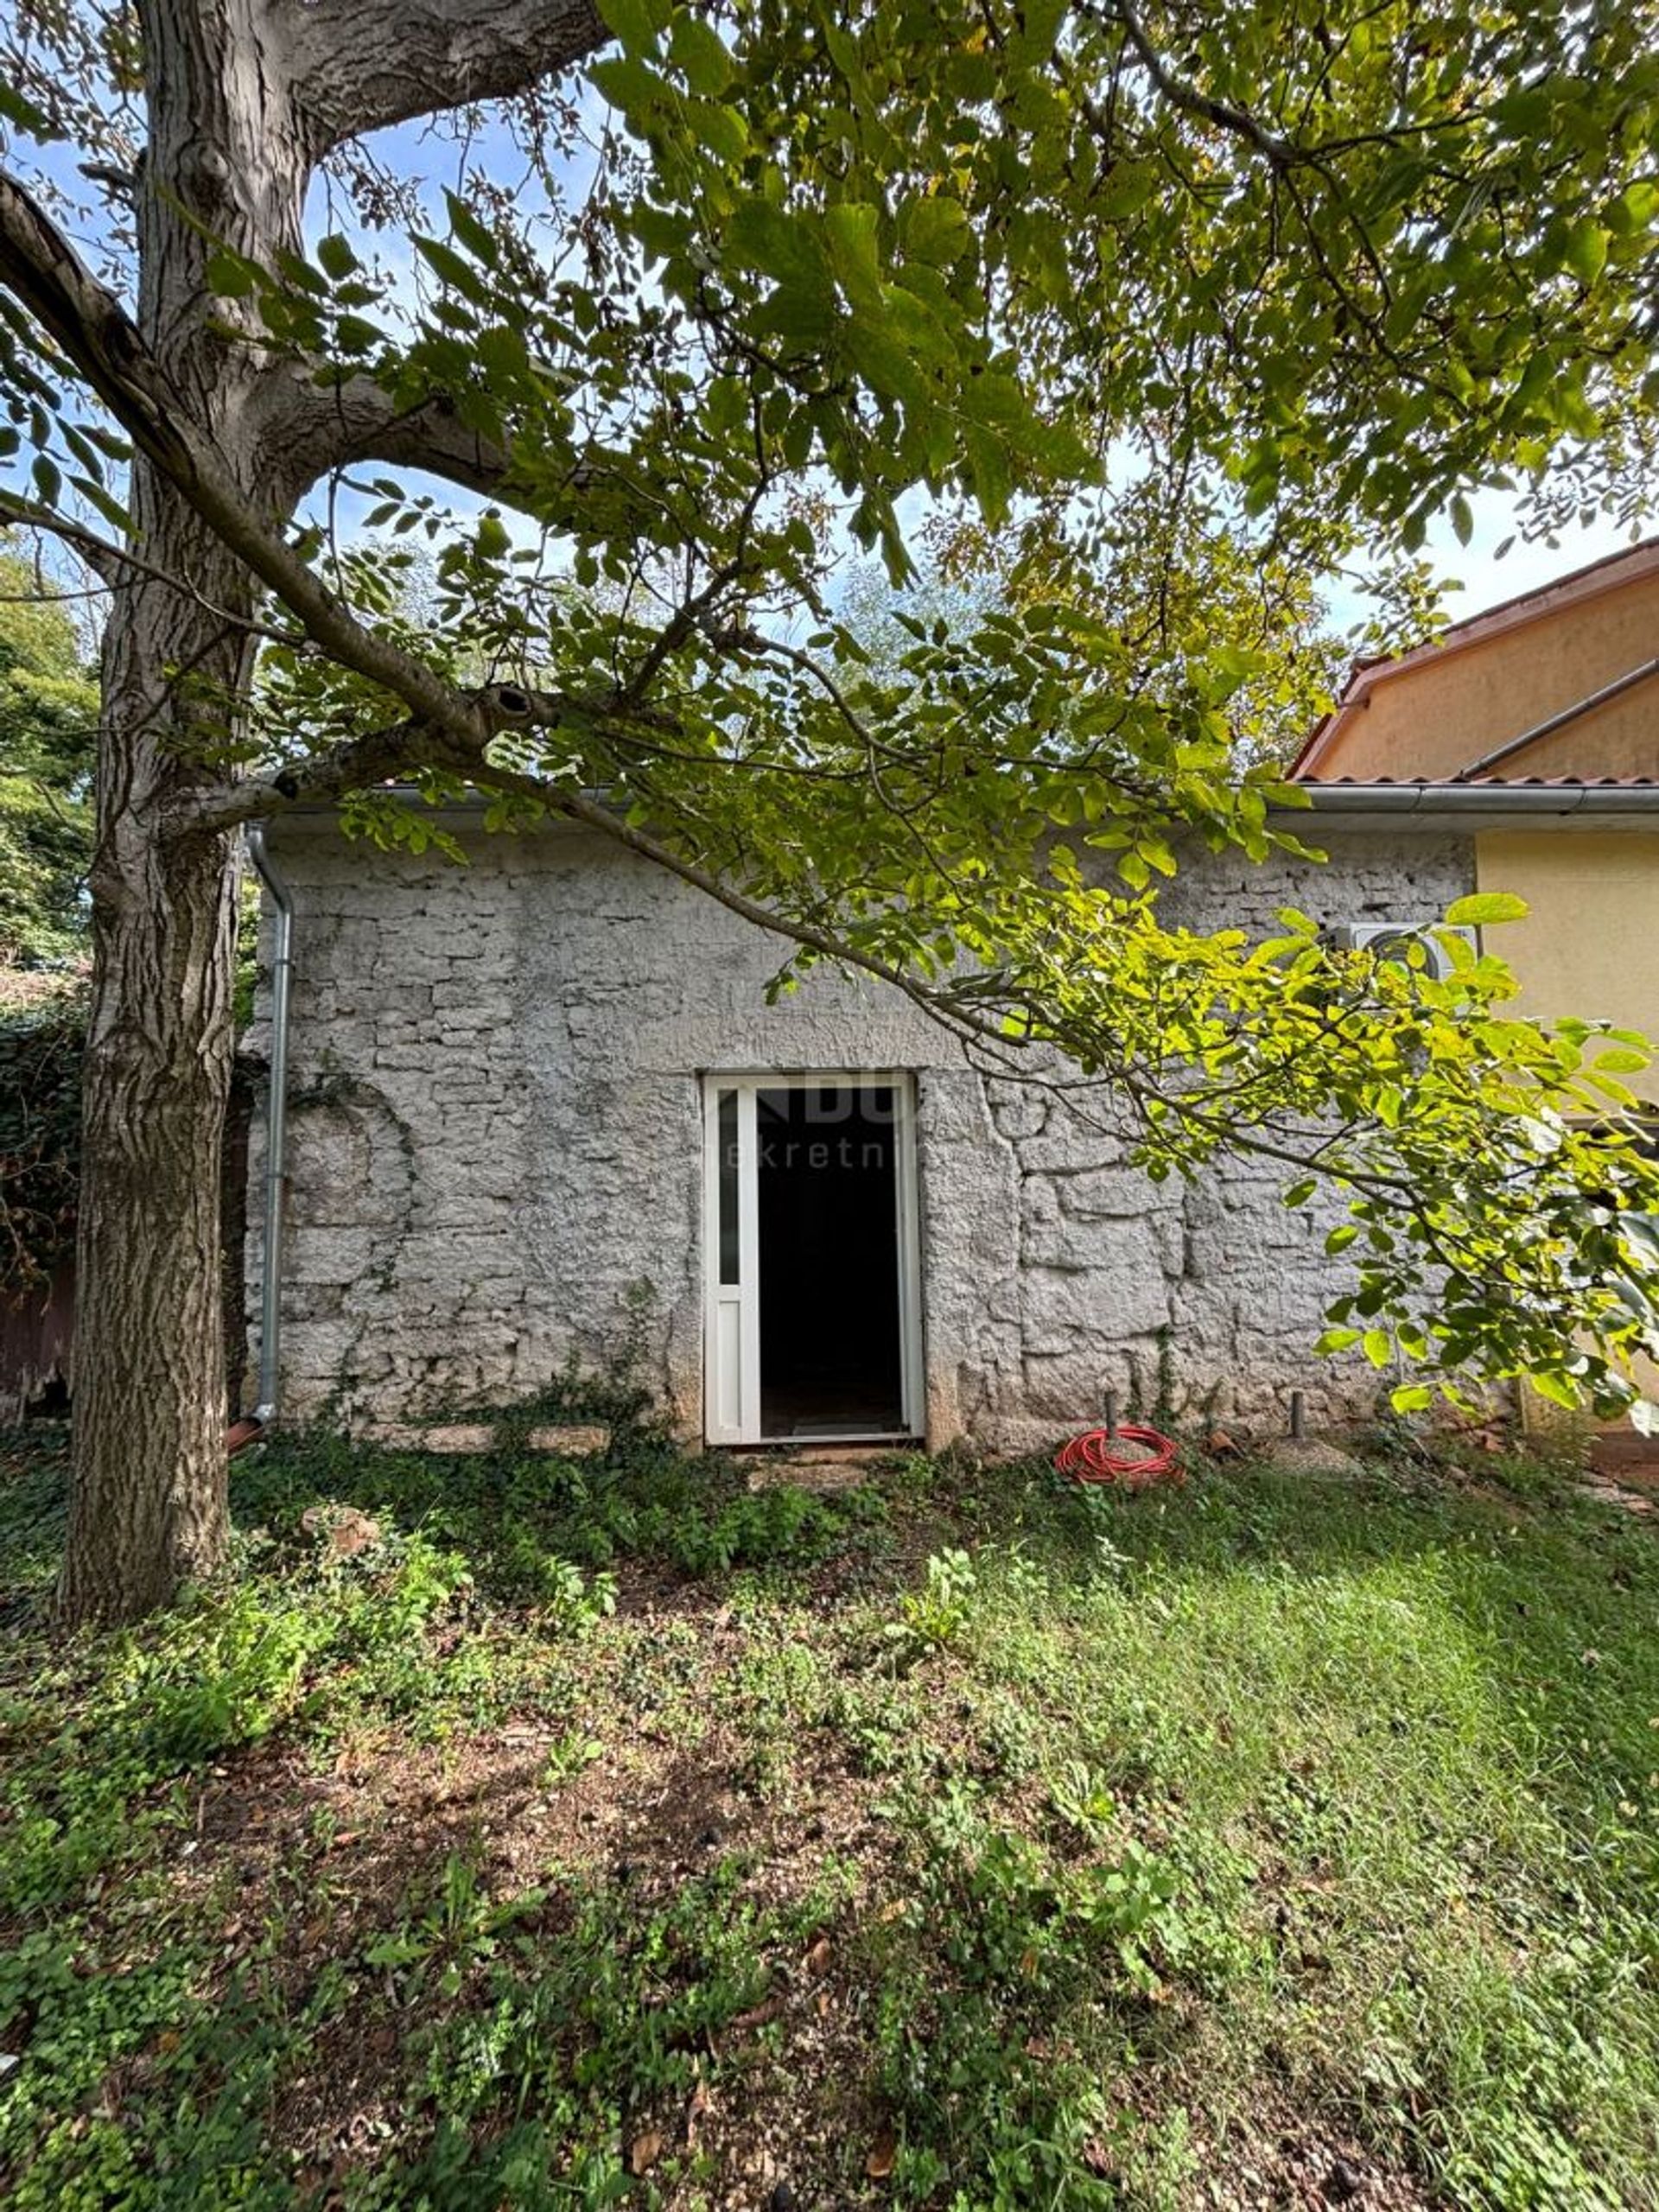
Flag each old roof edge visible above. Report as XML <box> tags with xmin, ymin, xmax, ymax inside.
<box><xmin>1289</xmin><ymin>534</ymin><xmax>1659</xmax><ymax>779</ymax></box>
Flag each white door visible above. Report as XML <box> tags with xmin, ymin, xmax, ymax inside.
<box><xmin>702</xmin><ymin>1082</ymin><xmax>760</xmax><ymax>1445</ymax></box>
<box><xmin>702</xmin><ymin>1072</ymin><xmax>923</xmax><ymax>1446</ymax></box>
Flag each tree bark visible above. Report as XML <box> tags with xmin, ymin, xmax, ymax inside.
<box><xmin>51</xmin><ymin>0</ymin><xmax>608</xmax><ymax>1624</ymax></box>
<box><xmin>58</xmin><ymin>582</ymin><xmax>247</xmax><ymax>1623</ymax></box>
<box><xmin>55</xmin><ymin>0</ymin><xmax>309</xmax><ymax>1624</ymax></box>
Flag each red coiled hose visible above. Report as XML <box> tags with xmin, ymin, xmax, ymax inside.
<box><xmin>1054</xmin><ymin>1423</ymin><xmax>1183</xmax><ymax>1490</ymax></box>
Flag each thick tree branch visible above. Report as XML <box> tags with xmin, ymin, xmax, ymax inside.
<box><xmin>0</xmin><ymin>171</ymin><xmax>173</xmax><ymax>462</ymax></box>
<box><xmin>0</xmin><ymin>486</ymin><xmax>309</xmax><ymax>644</ymax></box>
<box><xmin>274</xmin><ymin>0</ymin><xmax>608</xmax><ymax>155</ymax></box>
<box><xmin>181</xmin><ymin>681</ymin><xmax>601</xmax><ymax>830</ymax></box>
<box><xmin>251</xmin><ymin>366</ymin><xmax>514</xmax><ymax>499</ymax></box>
<box><xmin>462</xmin><ymin>754</ymin><xmax>1019</xmax><ymax>1050</ymax></box>
<box><xmin>0</xmin><ymin>179</ymin><xmax>1008</xmax><ymax>1045</ymax></box>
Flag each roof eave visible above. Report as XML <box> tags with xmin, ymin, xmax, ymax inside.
<box><xmin>1281</xmin><ymin>780</ymin><xmax>1659</xmax><ymax>829</ymax></box>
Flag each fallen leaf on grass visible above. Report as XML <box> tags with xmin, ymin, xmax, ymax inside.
<box><xmin>686</xmin><ymin>2072</ymin><xmax>712</xmax><ymax>2145</ymax></box>
<box><xmin>630</xmin><ymin>2130</ymin><xmax>663</xmax><ymax>2176</ymax></box>
<box><xmin>867</xmin><ymin>2126</ymin><xmax>896</xmax><ymax>2180</ymax></box>
<box><xmin>804</xmin><ymin>1936</ymin><xmax>833</xmax><ymax>1977</ymax></box>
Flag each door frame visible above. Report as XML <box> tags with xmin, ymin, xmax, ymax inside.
<box><xmin>701</xmin><ymin>1070</ymin><xmax>925</xmax><ymax>1446</ymax></box>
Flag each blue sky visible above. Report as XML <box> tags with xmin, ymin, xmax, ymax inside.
<box><xmin>1418</xmin><ymin>501</ymin><xmax>1643</xmax><ymax>621</ymax></box>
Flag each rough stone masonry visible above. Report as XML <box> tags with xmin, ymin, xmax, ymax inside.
<box><xmin>245</xmin><ymin>817</ymin><xmax>1473</xmax><ymax>1453</ymax></box>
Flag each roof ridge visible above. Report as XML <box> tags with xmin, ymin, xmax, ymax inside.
<box><xmin>1433</xmin><ymin>531</ymin><xmax>1659</xmax><ymax>640</ymax></box>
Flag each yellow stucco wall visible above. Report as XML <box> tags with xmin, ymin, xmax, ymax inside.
<box><xmin>1477</xmin><ymin>828</ymin><xmax>1659</xmax><ymax>1416</ymax></box>
<box><xmin>1313</xmin><ymin>561</ymin><xmax>1659</xmax><ymax>781</ymax></box>
<box><xmin>1476</xmin><ymin>830</ymin><xmax>1659</xmax><ymax>1101</ymax></box>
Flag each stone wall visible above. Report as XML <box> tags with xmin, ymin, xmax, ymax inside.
<box><xmin>247</xmin><ymin>818</ymin><xmax>1472</xmax><ymax>1450</ymax></box>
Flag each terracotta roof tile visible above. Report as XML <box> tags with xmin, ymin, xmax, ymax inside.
<box><xmin>1303</xmin><ymin>773</ymin><xmax>1659</xmax><ymax>789</ymax></box>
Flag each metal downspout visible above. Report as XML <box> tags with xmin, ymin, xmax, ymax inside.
<box><xmin>244</xmin><ymin>824</ymin><xmax>293</xmax><ymax>1427</ymax></box>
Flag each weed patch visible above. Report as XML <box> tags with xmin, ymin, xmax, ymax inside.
<box><xmin>2</xmin><ymin>1426</ymin><xmax>1657</xmax><ymax>2207</ymax></box>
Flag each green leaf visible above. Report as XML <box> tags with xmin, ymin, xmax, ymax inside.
<box><xmin>315</xmin><ymin>233</ymin><xmax>359</xmax><ymax>282</ymax></box>
<box><xmin>446</xmin><ymin>193</ymin><xmax>502</xmax><ymax>269</ymax></box>
<box><xmin>0</xmin><ymin>79</ymin><xmax>55</xmax><ymax>137</ymax></box>
<box><xmin>1313</xmin><ymin>1327</ymin><xmax>1363</xmax><ymax>1355</ymax></box>
<box><xmin>822</xmin><ymin>203</ymin><xmax>884</xmax><ymax>309</ymax></box>
<box><xmin>474</xmin><ymin>512</ymin><xmax>512</xmax><ymax>560</ymax></box>
<box><xmin>588</xmin><ymin>53</ymin><xmax>669</xmax><ymax>122</ymax></box>
<box><xmin>69</xmin><ymin>474</ymin><xmax>130</xmax><ymax>533</ymax></box>
<box><xmin>1528</xmin><ymin>1370</ymin><xmax>1581</xmax><ymax>1411</ymax></box>
<box><xmin>963</xmin><ymin>424</ymin><xmax>1011</xmax><ymax>528</ymax></box>
<box><xmin>1450</xmin><ymin>492</ymin><xmax>1473</xmax><ymax>546</ymax></box>
<box><xmin>728</xmin><ymin>201</ymin><xmax>829</xmax><ymax>289</ymax></box>
<box><xmin>413</xmin><ymin>234</ymin><xmax>490</xmax><ymax>302</ymax></box>
<box><xmin>1445</xmin><ymin>892</ymin><xmax>1528</xmax><ymax>926</ymax></box>
<box><xmin>684</xmin><ymin>98</ymin><xmax>747</xmax><ymax>164</ymax></box>
<box><xmin>1362</xmin><ymin>1328</ymin><xmax>1393</xmax><ymax>1368</ymax></box>
<box><xmin>902</xmin><ymin>195</ymin><xmax>972</xmax><ymax>269</ymax></box>
<box><xmin>668</xmin><ymin>13</ymin><xmax>733</xmax><ymax>95</ymax></box>
<box><xmin>596</xmin><ymin>0</ymin><xmax>664</xmax><ymax>54</ymax></box>
<box><xmin>1389</xmin><ymin>1382</ymin><xmax>1434</xmax><ymax>1413</ymax></box>
<box><xmin>1563</xmin><ymin>219</ymin><xmax>1609</xmax><ymax>283</ymax></box>
<box><xmin>205</xmin><ymin>249</ymin><xmax>260</xmax><ymax>300</ymax></box>
<box><xmin>1011</xmin><ymin>0</ymin><xmax>1068</xmax><ymax>60</ymax></box>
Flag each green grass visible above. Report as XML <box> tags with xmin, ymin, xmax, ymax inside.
<box><xmin>2</xmin><ymin>1420</ymin><xmax>1656</xmax><ymax>2209</ymax></box>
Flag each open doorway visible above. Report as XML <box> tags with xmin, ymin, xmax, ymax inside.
<box><xmin>702</xmin><ymin>1073</ymin><xmax>922</xmax><ymax>1445</ymax></box>
<box><xmin>757</xmin><ymin>1083</ymin><xmax>903</xmax><ymax>1437</ymax></box>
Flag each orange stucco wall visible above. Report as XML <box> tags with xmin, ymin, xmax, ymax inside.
<box><xmin>1312</xmin><ymin>563</ymin><xmax>1659</xmax><ymax>782</ymax></box>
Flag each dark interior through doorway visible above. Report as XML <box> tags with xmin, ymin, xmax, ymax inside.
<box><xmin>756</xmin><ymin>1083</ymin><xmax>906</xmax><ymax>1437</ymax></box>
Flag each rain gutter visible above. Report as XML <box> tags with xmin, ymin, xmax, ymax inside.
<box><xmin>1287</xmin><ymin>781</ymin><xmax>1659</xmax><ymax>824</ymax></box>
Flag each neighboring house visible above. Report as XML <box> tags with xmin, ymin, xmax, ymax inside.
<box><xmin>1293</xmin><ymin>536</ymin><xmax>1659</xmax><ymax>1101</ymax></box>
<box><xmin>243</xmin><ymin>544</ymin><xmax>1658</xmax><ymax>1452</ymax></box>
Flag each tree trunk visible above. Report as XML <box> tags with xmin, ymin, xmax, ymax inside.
<box><xmin>48</xmin><ymin>0</ymin><xmax>609</xmax><ymax>1624</ymax></box>
<box><xmin>54</xmin><ymin>558</ymin><xmax>251</xmax><ymax>1622</ymax></box>
<box><xmin>56</xmin><ymin>1</ymin><xmax>308</xmax><ymax>1624</ymax></box>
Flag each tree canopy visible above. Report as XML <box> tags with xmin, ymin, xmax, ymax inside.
<box><xmin>3</xmin><ymin>0</ymin><xmax>1659</xmax><ymax>1618</ymax></box>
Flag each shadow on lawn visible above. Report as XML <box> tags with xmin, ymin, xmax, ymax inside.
<box><xmin>3</xmin><ymin>1421</ymin><xmax>1657</xmax><ymax>2207</ymax></box>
